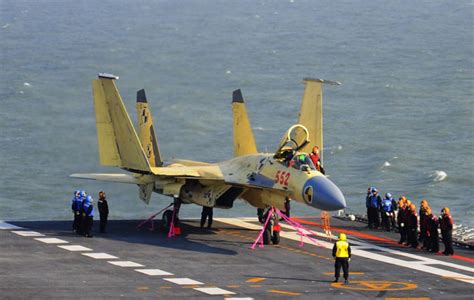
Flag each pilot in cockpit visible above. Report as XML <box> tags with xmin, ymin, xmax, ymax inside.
<box><xmin>289</xmin><ymin>153</ymin><xmax>316</xmax><ymax>171</ymax></box>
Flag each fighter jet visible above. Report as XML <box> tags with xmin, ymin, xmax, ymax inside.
<box><xmin>71</xmin><ymin>74</ymin><xmax>346</xmax><ymax>244</ymax></box>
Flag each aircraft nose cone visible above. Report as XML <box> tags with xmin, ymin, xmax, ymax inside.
<box><xmin>303</xmin><ymin>176</ymin><xmax>346</xmax><ymax>211</ymax></box>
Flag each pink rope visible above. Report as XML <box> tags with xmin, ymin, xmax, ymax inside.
<box><xmin>137</xmin><ymin>203</ymin><xmax>173</xmax><ymax>231</ymax></box>
<box><xmin>251</xmin><ymin>207</ymin><xmax>275</xmax><ymax>249</ymax></box>
<box><xmin>274</xmin><ymin>208</ymin><xmax>324</xmax><ymax>248</ymax></box>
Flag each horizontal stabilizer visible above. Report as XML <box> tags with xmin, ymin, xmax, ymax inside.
<box><xmin>70</xmin><ymin>173</ymin><xmax>142</xmax><ymax>184</ymax></box>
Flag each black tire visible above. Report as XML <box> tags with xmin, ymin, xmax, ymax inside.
<box><xmin>162</xmin><ymin>210</ymin><xmax>173</xmax><ymax>229</ymax></box>
<box><xmin>272</xmin><ymin>230</ymin><xmax>280</xmax><ymax>245</ymax></box>
<box><xmin>263</xmin><ymin>227</ymin><xmax>271</xmax><ymax>245</ymax></box>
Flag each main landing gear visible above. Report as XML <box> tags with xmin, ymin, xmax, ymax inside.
<box><xmin>162</xmin><ymin>198</ymin><xmax>182</xmax><ymax>230</ymax></box>
<box><xmin>259</xmin><ymin>207</ymin><xmax>281</xmax><ymax>245</ymax></box>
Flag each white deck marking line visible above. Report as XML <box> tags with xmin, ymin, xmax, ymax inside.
<box><xmin>82</xmin><ymin>252</ymin><xmax>118</xmax><ymax>259</ymax></box>
<box><xmin>216</xmin><ymin>217</ymin><xmax>474</xmax><ymax>285</ymax></box>
<box><xmin>163</xmin><ymin>278</ymin><xmax>204</xmax><ymax>285</ymax></box>
<box><xmin>58</xmin><ymin>245</ymin><xmax>92</xmax><ymax>252</ymax></box>
<box><xmin>226</xmin><ymin>298</ymin><xmax>254</xmax><ymax>300</ymax></box>
<box><xmin>34</xmin><ymin>238</ymin><xmax>69</xmax><ymax>244</ymax></box>
<box><xmin>135</xmin><ymin>269</ymin><xmax>174</xmax><ymax>276</ymax></box>
<box><xmin>108</xmin><ymin>261</ymin><xmax>144</xmax><ymax>267</ymax></box>
<box><xmin>193</xmin><ymin>287</ymin><xmax>235</xmax><ymax>295</ymax></box>
<box><xmin>12</xmin><ymin>231</ymin><xmax>44</xmax><ymax>237</ymax></box>
<box><xmin>0</xmin><ymin>222</ymin><xmax>24</xmax><ymax>230</ymax></box>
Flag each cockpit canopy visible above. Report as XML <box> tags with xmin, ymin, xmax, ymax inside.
<box><xmin>274</xmin><ymin>124</ymin><xmax>310</xmax><ymax>160</ymax></box>
<box><xmin>289</xmin><ymin>153</ymin><xmax>317</xmax><ymax>171</ymax></box>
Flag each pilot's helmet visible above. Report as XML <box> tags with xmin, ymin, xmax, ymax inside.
<box><xmin>298</xmin><ymin>154</ymin><xmax>306</xmax><ymax>163</ymax></box>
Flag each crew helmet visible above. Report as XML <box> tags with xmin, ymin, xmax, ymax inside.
<box><xmin>339</xmin><ymin>233</ymin><xmax>347</xmax><ymax>241</ymax></box>
<box><xmin>385</xmin><ymin>193</ymin><xmax>392</xmax><ymax>199</ymax></box>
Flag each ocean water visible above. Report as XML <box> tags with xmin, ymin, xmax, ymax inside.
<box><xmin>1</xmin><ymin>0</ymin><xmax>473</xmax><ymax>227</ymax></box>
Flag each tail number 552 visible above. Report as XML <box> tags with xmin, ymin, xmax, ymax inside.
<box><xmin>275</xmin><ymin>170</ymin><xmax>290</xmax><ymax>186</ymax></box>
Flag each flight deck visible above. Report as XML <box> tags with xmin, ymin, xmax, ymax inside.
<box><xmin>1</xmin><ymin>216</ymin><xmax>472</xmax><ymax>299</ymax></box>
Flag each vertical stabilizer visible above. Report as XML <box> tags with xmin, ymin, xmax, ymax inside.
<box><xmin>232</xmin><ymin>89</ymin><xmax>258</xmax><ymax>156</ymax></box>
<box><xmin>297</xmin><ymin>78</ymin><xmax>340</xmax><ymax>162</ymax></box>
<box><xmin>136</xmin><ymin>89</ymin><xmax>163</xmax><ymax>167</ymax></box>
<box><xmin>92</xmin><ymin>74</ymin><xmax>151</xmax><ymax>173</ymax></box>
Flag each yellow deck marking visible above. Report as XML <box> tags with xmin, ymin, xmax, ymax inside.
<box><xmin>250</xmin><ymin>285</ymin><xmax>262</xmax><ymax>288</ymax></box>
<box><xmin>385</xmin><ymin>298</ymin><xmax>430</xmax><ymax>300</ymax></box>
<box><xmin>160</xmin><ymin>286</ymin><xmax>172</xmax><ymax>289</ymax></box>
<box><xmin>324</xmin><ymin>272</ymin><xmax>364</xmax><ymax>275</ymax></box>
<box><xmin>227</xmin><ymin>285</ymin><xmax>241</xmax><ymax>288</ymax></box>
<box><xmin>136</xmin><ymin>286</ymin><xmax>149</xmax><ymax>291</ymax></box>
<box><xmin>246</xmin><ymin>277</ymin><xmax>266</xmax><ymax>283</ymax></box>
<box><xmin>268</xmin><ymin>289</ymin><xmax>302</xmax><ymax>296</ymax></box>
<box><xmin>332</xmin><ymin>281</ymin><xmax>417</xmax><ymax>291</ymax></box>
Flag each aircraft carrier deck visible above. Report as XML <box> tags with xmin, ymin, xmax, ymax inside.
<box><xmin>1</xmin><ymin>216</ymin><xmax>473</xmax><ymax>299</ymax></box>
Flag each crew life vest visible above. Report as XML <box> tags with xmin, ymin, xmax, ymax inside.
<box><xmin>369</xmin><ymin>194</ymin><xmax>380</xmax><ymax>208</ymax></box>
<box><xmin>72</xmin><ymin>196</ymin><xmax>82</xmax><ymax>212</ymax></box>
<box><xmin>82</xmin><ymin>199</ymin><xmax>94</xmax><ymax>217</ymax></box>
<box><xmin>335</xmin><ymin>240</ymin><xmax>350</xmax><ymax>258</ymax></box>
<box><xmin>382</xmin><ymin>198</ymin><xmax>393</xmax><ymax>212</ymax></box>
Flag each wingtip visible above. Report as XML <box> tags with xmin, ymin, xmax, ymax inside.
<box><xmin>232</xmin><ymin>89</ymin><xmax>244</xmax><ymax>103</ymax></box>
<box><xmin>137</xmin><ymin>89</ymin><xmax>147</xmax><ymax>103</ymax></box>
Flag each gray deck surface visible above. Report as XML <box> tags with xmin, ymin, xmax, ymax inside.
<box><xmin>1</xmin><ymin>216</ymin><xmax>472</xmax><ymax>299</ymax></box>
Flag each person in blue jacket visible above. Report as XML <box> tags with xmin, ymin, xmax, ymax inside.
<box><xmin>81</xmin><ymin>195</ymin><xmax>94</xmax><ymax>238</ymax></box>
<box><xmin>366</xmin><ymin>187</ymin><xmax>382</xmax><ymax>229</ymax></box>
<box><xmin>71</xmin><ymin>190</ymin><xmax>81</xmax><ymax>233</ymax></box>
<box><xmin>381</xmin><ymin>193</ymin><xmax>394</xmax><ymax>231</ymax></box>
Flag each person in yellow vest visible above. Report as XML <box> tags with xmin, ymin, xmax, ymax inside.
<box><xmin>332</xmin><ymin>232</ymin><xmax>351</xmax><ymax>284</ymax></box>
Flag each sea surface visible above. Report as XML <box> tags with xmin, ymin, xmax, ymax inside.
<box><xmin>1</xmin><ymin>0</ymin><xmax>473</xmax><ymax>228</ymax></box>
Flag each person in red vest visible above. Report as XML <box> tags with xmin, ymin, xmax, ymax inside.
<box><xmin>440</xmin><ymin>207</ymin><xmax>454</xmax><ymax>256</ymax></box>
<box><xmin>309</xmin><ymin>146</ymin><xmax>325</xmax><ymax>174</ymax></box>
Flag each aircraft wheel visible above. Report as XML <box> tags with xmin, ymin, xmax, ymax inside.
<box><xmin>162</xmin><ymin>210</ymin><xmax>173</xmax><ymax>229</ymax></box>
<box><xmin>271</xmin><ymin>230</ymin><xmax>280</xmax><ymax>245</ymax></box>
<box><xmin>263</xmin><ymin>227</ymin><xmax>271</xmax><ymax>245</ymax></box>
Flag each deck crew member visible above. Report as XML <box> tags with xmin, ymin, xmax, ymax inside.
<box><xmin>397</xmin><ymin>197</ymin><xmax>407</xmax><ymax>244</ymax></box>
<box><xmin>407</xmin><ymin>203</ymin><xmax>418</xmax><ymax>248</ymax></box>
<box><xmin>71</xmin><ymin>190</ymin><xmax>81</xmax><ymax>233</ymax></box>
<box><xmin>381</xmin><ymin>193</ymin><xmax>394</xmax><ymax>231</ymax></box>
<box><xmin>332</xmin><ymin>233</ymin><xmax>351</xmax><ymax>284</ymax></box>
<box><xmin>98</xmin><ymin>191</ymin><xmax>109</xmax><ymax>233</ymax></box>
<box><xmin>309</xmin><ymin>146</ymin><xmax>325</xmax><ymax>174</ymax></box>
<box><xmin>81</xmin><ymin>195</ymin><xmax>94</xmax><ymax>238</ymax></box>
<box><xmin>419</xmin><ymin>199</ymin><xmax>429</xmax><ymax>249</ymax></box>
<box><xmin>440</xmin><ymin>207</ymin><xmax>454</xmax><ymax>256</ymax></box>
<box><xmin>75</xmin><ymin>191</ymin><xmax>86</xmax><ymax>235</ymax></box>
<box><xmin>426</xmin><ymin>207</ymin><xmax>439</xmax><ymax>253</ymax></box>
<box><xmin>200</xmin><ymin>206</ymin><xmax>213</xmax><ymax>229</ymax></box>
<box><xmin>366</xmin><ymin>187</ymin><xmax>381</xmax><ymax>229</ymax></box>
<box><xmin>284</xmin><ymin>197</ymin><xmax>291</xmax><ymax>218</ymax></box>
<box><xmin>390</xmin><ymin>196</ymin><xmax>398</xmax><ymax>229</ymax></box>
